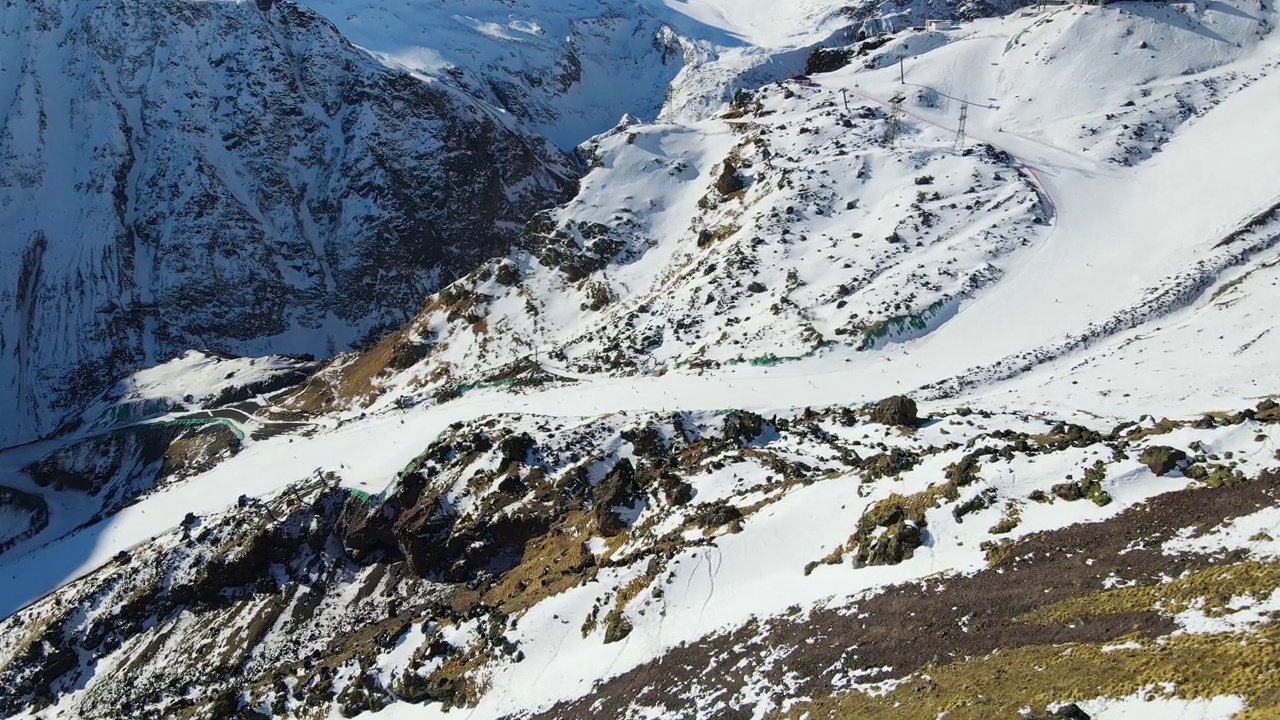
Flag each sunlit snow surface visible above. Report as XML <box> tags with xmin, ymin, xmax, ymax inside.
<box><xmin>3</xmin><ymin>0</ymin><xmax>1280</xmax><ymax>718</ymax></box>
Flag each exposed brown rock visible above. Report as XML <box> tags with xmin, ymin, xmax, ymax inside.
<box><xmin>1139</xmin><ymin>445</ymin><xmax>1187</xmax><ymax>476</ymax></box>
<box><xmin>869</xmin><ymin>395</ymin><xmax>920</xmax><ymax>427</ymax></box>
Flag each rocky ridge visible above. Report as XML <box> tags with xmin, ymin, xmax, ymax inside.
<box><xmin>3</xmin><ymin>398</ymin><xmax>1278</xmax><ymax>718</ymax></box>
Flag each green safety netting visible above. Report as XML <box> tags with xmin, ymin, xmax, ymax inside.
<box><xmin>90</xmin><ymin>398</ymin><xmax>177</xmax><ymax>430</ymax></box>
<box><xmin>382</xmin><ymin>427</ymin><xmax>452</xmax><ymax>500</ymax></box>
<box><xmin>346</xmin><ymin>488</ymin><xmax>378</xmax><ymax>505</ymax></box>
<box><xmin>723</xmin><ymin>339</ymin><xmax>838</xmax><ymax>368</ymax></box>
<box><xmin>454</xmin><ymin>377</ymin><xmax>517</xmax><ymax>396</ymax></box>
<box><xmin>857</xmin><ymin>299</ymin><xmax>947</xmax><ymax>351</ymax></box>
<box><xmin>150</xmin><ymin>417</ymin><xmax>246</xmax><ymax>440</ymax></box>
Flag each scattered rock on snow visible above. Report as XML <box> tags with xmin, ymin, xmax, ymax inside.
<box><xmin>715</xmin><ymin>159</ymin><xmax>746</xmax><ymax>196</ymax></box>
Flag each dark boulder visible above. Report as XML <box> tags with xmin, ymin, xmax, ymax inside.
<box><xmin>494</xmin><ymin>262</ymin><xmax>521</xmax><ymax>286</ymax></box>
<box><xmin>621</xmin><ymin>425</ymin><xmax>667</xmax><ymax>460</ymax></box>
<box><xmin>657</xmin><ymin>472</ymin><xmax>694</xmax><ymax>506</ymax></box>
<box><xmin>1023</xmin><ymin>703</ymin><xmax>1091</xmax><ymax>720</ymax></box>
<box><xmin>595</xmin><ymin>459</ymin><xmax>643</xmax><ymax>536</ymax></box>
<box><xmin>715</xmin><ymin>159</ymin><xmax>746</xmax><ymax>196</ymax></box>
<box><xmin>869</xmin><ymin>395</ymin><xmax>920</xmax><ymax>427</ymax></box>
<box><xmin>498</xmin><ymin>432</ymin><xmax>536</xmax><ymax>467</ymax></box>
<box><xmin>1139</xmin><ymin>445</ymin><xmax>1187</xmax><ymax>476</ymax></box>
<box><xmin>721</xmin><ymin>410</ymin><xmax>766</xmax><ymax>445</ymax></box>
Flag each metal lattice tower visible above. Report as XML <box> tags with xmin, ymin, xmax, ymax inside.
<box><xmin>956</xmin><ymin>98</ymin><xmax>969</xmax><ymax>147</ymax></box>
<box><xmin>887</xmin><ymin>93</ymin><xmax>906</xmax><ymax>146</ymax></box>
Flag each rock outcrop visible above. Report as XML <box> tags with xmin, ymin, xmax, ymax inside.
<box><xmin>1139</xmin><ymin>446</ymin><xmax>1188</xmax><ymax>476</ymax></box>
<box><xmin>870</xmin><ymin>396</ymin><xmax>921</xmax><ymax>427</ymax></box>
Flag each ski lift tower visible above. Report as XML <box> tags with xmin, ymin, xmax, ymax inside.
<box><xmin>955</xmin><ymin>97</ymin><xmax>969</xmax><ymax>148</ymax></box>
<box><xmin>887</xmin><ymin>93</ymin><xmax>906</xmax><ymax>146</ymax></box>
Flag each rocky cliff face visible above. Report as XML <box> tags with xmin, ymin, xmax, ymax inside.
<box><xmin>297</xmin><ymin>0</ymin><xmax>702</xmax><ymax>150</ymax></box>
<box><xmin>0</xmin><ymin>0</ymin><xmax>577</xmax><ymax>448</ymax></box>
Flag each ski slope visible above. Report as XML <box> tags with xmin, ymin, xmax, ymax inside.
<box><xmin>829</xmin><ymin>2</ymin><xmax>1280</xmax><ymax>397</ymax></box>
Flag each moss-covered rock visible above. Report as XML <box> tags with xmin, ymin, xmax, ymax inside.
<box><xmin>1051</xmin><ymin>482</ymin><xmax>1084</xmax><ymax>502</ymax></box>
<box><xmin>1256</xmin><ymin>398</ymin><xmax>1280</xmax><ymax>423</ymax></box>
<box><xmin>1200</xmin><ymin>464</ymin><xmax>1245</xmax><ymax>488</ymax></box>
<box><xmin>1085</xmin><ymin>485</ymin><xmax>1113</xmax><ymax>507</ymax></box>
<box><xmin>1052</xmin><ymin>461</ymin><xmax>1112</xmax><ymax>505</ymax></box>
<box><xmin>691</xmin><ymin>500</ymin><xmax>742</xmax><ymax>529</ymax></box>
<box><xmin>1139</xmin><ymin>446</ymin><xmax>1187</xmax><ymax>476</ymax></box>
<box><xmin>854</xmin><ymin>521</ymin><xmax>924</xmax><ymax>567</ymax></box>
<box><xmin>944</xmin><ymin>454</ymin><xmax>983</xmax><ymax>488</ymax></box>
<box><xmin>602</xmin><ymin>614</ymin><xmax>633</xmax><ymax>644</ymax></box>
<box><xmin>852</xmin><ymin>494</ymin><xmax>932</xmax><ymax>567</ymax></box>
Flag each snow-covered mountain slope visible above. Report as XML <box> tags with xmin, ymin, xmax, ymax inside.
<box><xmin>3</xmin><ymin>0</ymin><xmax>1280</xmax><ymax>719</ymax></box>
<box><xmin>292</xmin><ymin>0</ymin><xmax>1027</xmax><ymax>148</ymax></box>
<box><xmin>0</xmin><ymin>0</ymin><xmax>576</xmax><ymax>449</ymax></box>
<box><xmin>293</xmin><ymin>0</ymin><xmax>699</xmax><ymax>149</ymax></box>
<box><xmin>71</xmin><ymin>350</ymin><xmax>318</xmax><ymax>433</ymax></box>
<box><xmin>280</xmin><ymin>0</ymin><xmax>1278</xmax><ymax>423</ymax></box>
<box><xmin>270</xmin><ymin>87</ymin><xmax>1048</xmax><ymax>417</ymax></box>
